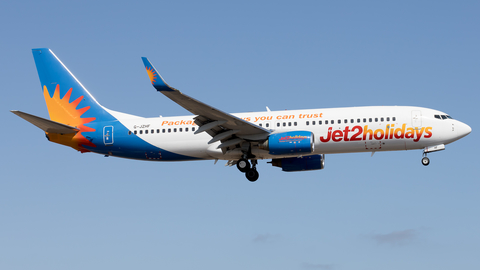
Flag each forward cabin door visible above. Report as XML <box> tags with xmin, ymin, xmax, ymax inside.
<box><xmin>411</xmin><ymin>110</ymin><xmax>422</xmax><ymax>127</ymax></box>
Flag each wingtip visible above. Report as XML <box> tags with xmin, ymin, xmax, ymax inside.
<box><xmin>141</xmin><ymin>57</ymin><xmax>174</xmax><ymax>92</ymax></box>
<box><xmin>142</xmin><ymin>57</ymin><xmax>175</xmax><ymax>91</ymax></box>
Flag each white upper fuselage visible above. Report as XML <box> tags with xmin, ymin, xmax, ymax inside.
<box><xmin>109</xmin><ymin>105</ymin><xmax>471</xmax><ymax>161</ymax></box>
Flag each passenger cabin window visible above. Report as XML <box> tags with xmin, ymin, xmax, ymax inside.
<box><xmin>128</xmin><ymin>131</ymin><xmax>132</xmax><ymax>135</ymax></box>
<box><xmin>350</xmin><ymin>119</ymin><xmax>354</xmax><ymax>123</ymax></box>
<box><xmin>393</xmin><ymin>117</ymin><xmax>396</xmax><ymax>121</ymax></box>
<box><xmin>192</xmin><ymin>127</ymin><xmax>195</xmax><ymax>131</ymax></box>
<box><xmin>139</xmin><ymin>130</ymin><xmax>143</xmax><ymax>134</ymax></box>
<box><xmin>369</xmin><ymin>118</ymin><xmax>372</xmax><ymax>122</ymax></box>
<box><xmin>313</xmin><ymin>121</ymin><xmax>317</xmax><ymax>125</ymax></box>
<box><xmin>266</xmin><ymin>123</ymin><xmax>270</xmax><ymax>127</ymax></box>
<box><xmin>186</xmin><ymin>128</ymin><xmax>189</xmax><ymax>132</ymax></box>
<box><xmin>277</xmin><ymin>123</ymin><xmax>280</xmax><ymax>127</ymax></box>
<box><xmin>179</xmin><ymin>128</ymin><xmax>182</xmax><ymax>132</ymax></box>
<box><xmin>145</xmin><ymin>130</ymin><xmax>148</xmax><ymax>134</ymax></box>
<box><xmin>375</xmin><ymin>118</ymin><xmax>378</xmax><ymax>122</ymax></box>
<box><xmin>162</xmin><ymin>129</ymin><xmax>166</xmax><ymax>133</ymax></box>
<box><xmin>357</xmin><ymin>119</ymin><xmax>360</xmax><ymax>123</ymax></box>
<box><xmin>306</xmin><ymin>121</ymin><xmax>309</xmax><ymax>125</ymax></box>
<box><xmin>338</xmin><ymin>120</ymin><xmax>341</xmax><ymax>124</ymax></box>
<box><xmin>168</xmin><ymin>129</ymin><xmax>171</xmax><ymax>133</ymax></box>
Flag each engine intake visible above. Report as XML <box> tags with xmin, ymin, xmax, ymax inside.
<box><xmin>259</xmin><ymin>131</ymin><xmax>314</xmax><ymax>155</ymax></box>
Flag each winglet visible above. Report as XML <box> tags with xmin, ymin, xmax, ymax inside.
<box><xmin>141</xmin><ymin>57</ymin><xmax>175</xmax><ymax>92</ymax></box>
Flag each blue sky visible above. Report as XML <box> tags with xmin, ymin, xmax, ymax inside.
<box><xmin>1</xmin><ymin>1</ymin><xmax>479</xmax><ymax>269</ymax></box>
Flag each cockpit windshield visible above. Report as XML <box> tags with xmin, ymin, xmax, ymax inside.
<box><xmin>434</xmin><ymin>114</ymin><xmax>453</xmax><ymax>120</ymax></box>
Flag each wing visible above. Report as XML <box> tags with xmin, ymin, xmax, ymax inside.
<box><xmin>11</xmin><ymin>110</ymin><xmax>79</xmax><ymax>134</ymax></box>
<box><xmin>141</xmin><ymin>57</ymin><xmax>270</xmax><ymax>152</ymax></box>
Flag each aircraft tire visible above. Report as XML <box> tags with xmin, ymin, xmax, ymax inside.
<box><xmin>245</xmin><ymin>168</ymin><xmax>259</xmax><ymax>182</ymax></box>
<box><xmin>237</xmin><ymin>158</ymin><xmax>250</xmax><ymax>172</ymax></box>
<box><xmin>421</xmin><ymin>157</ymin><xmax>430</xmax><ymax>166</ymax></box>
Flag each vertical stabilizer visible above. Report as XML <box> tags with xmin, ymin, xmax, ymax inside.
<box><xmin>32</xmin><ymin>48</ymin><xmax>113</xmax><ymax>123</ymax></box>
<box><xmin>32</xmin><ymin>48</ymin><xmax>115</xmax><ymax>152</ymax></box>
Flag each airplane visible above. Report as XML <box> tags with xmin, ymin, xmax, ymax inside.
<box><xmin>11</xmin><ymin>48</ymin><xmax>472</xmax><ymax>182</ymax></box>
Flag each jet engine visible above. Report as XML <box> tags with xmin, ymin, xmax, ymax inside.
<box><xmin>259</xmin><ymin>131</ymin><xmax>314</xmax><ymax>155</ymax></box>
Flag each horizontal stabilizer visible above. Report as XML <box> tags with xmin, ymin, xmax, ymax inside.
<box><xmin>11</xmin><ymin>110</ymin><xmax>79</xmax><ymax>134</ymax></box>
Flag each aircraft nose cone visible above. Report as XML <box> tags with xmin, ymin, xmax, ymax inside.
<box><xmin>457</xmin><ymin>122</ymin><xmax>472</xmax><ymax>138</ymax></box>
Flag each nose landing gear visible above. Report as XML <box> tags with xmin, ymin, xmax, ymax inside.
<box><xmin>421</xmin><ymin>151</ymin><xmax>430</xmax><ymax>166</ymax></box>
<box><xmin>421</xmin><ymin>156</ymin><xmax>430</xmax><ymax>166</ymax></box>
<box><xmin>421</xmin><ymin>144</ymin><xmax>446</xmax><ymax>166</ymax></box>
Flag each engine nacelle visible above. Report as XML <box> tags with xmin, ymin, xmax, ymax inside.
<box><xmin>259</xmin><ymin>131</ymin><xmax>314</xmax><ymax>155</ymax></box>
<box><xmin>270</xmin><ymin>154</ymin><xmax>325</xmax><ymax>172</ymax></box>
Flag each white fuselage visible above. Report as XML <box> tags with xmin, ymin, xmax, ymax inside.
<box><xmin>108</xmin><ymin>106</ymin><xmax>470</xmax><ymax>161</ymax></box>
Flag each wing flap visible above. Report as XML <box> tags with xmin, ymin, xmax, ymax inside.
<box><xmin>194</xmin><ymin>120</ymin><xmax>227</xmax><ymax>135</ymax></box>
<box><xmin>208</xmin><ymin>129</ymin><xmax>240</xmax><ymax>144</ymax></box>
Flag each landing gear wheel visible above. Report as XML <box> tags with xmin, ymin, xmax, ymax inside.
<box><xmin>421</xmin><ymin>157</ymin><xmax>430</xmax><ymax>166</ymax></box>
<box><xmin>245</xmin><ymin>168</ymin><xmax>259</xmax><ymax>182</ymax></box>
<box><xmin>237</xmin><ymin>158</ymin><xmax>250</xmax><ymax>172</ymax></box>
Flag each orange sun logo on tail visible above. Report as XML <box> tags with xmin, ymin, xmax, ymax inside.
<box><xmin>146</xmin><ymin>66</ymin><xmax>157</xmax><ymax>84</ymax></box>
<box><xmin>43</xmin><ymin>84</ymin><xmax>96</xmax><ymax>152</ymax></box>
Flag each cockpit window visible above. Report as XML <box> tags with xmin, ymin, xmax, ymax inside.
<box><xmin>435</xmin><ymin>114</ymin><xmax>453</xmax><ymax>120</ymax></box>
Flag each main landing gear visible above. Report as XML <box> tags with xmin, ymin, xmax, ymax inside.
<box><xmin>237</xmin><ymin>158</ymin><xmax>259</xmax><ymax>182</ymax></box>
<box><xmin>236</xmin><ymin>158</ymin><xmax>250</xmax><ymax>172</ymax></box>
